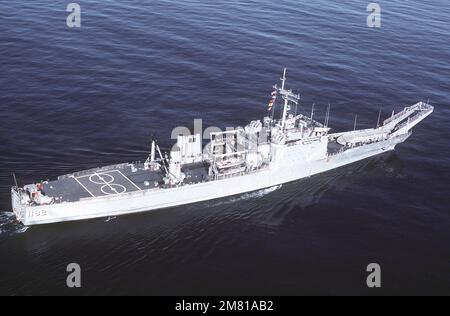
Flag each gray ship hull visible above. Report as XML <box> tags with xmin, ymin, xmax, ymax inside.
<box><xmin>12</xmin><ymin>133</ymin><xmax>408</xmax><ymax>226</ymax></box>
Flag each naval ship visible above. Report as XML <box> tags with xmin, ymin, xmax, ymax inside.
<box><xmin>11</xmin><ymin>69</ymin><xmax>433</xmax><ymax>226</ymax></box>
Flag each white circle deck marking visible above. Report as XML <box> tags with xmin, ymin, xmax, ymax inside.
<box><xmin>100</xmin><ymin>184</ymin><xmax>127</xmax><ymax>195</ymax></box>
<box><xmin>89</xmin><ymin>173</ymin><xmax>114</xmax><ymax>185</ymax></box>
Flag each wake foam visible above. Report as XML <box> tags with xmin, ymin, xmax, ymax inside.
<box><xmin>207</xmin><ymin>185</ymin><xmax>283</xmax><ymax>207</ymax></box>
<box><xmin>104</xmin><ymin>216</ymin><xmax>117</xmax><ymax>222</ymax></box>
<box><xmin>230</xmin><ymin>185</ymin><xmax>282</xmax><ymax>202</ymax></box>
<box><xmin>0</xmin><ymin>212</ymin><xmax>28</xmax><ymax>236</ymax></box>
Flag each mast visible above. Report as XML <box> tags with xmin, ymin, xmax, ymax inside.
<box><xmin>324</xmin><ymin>103</ymin><xmax>331</xmax><ymax>128</ymax></box>
<box><xmin>376</xmin><ymin>108</ymin><xmax>382</xmax><ymax>128</ymax></box>
<box><xmin>281</xmin><ymin>68</ymin><xmax>287</xmax><ymax>90</ymax></box>
<box><xmin>278</xmin><ymin>68</ymin><xmax>300</xmax><ymax>130</ymax></box>
<box><xmin>280</xmin><ymin>68</ymin><xmax>288</xmax><ymax>129</ymax></box>
<box><xmin>156</xmin><ymin>144</ymin><xmax>170</xmax><ymax>177</ymax></box>
<box><xmin>150</xmin><ymin>139</ymin><xmax>156</xmax><ymax>162</ymax></box>
<box><xmin>12</xmin><ymin>172</ymin><xmax>18</xmax><ymax>188</ymax></box>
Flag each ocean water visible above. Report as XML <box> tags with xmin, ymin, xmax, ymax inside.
<box><xmin>0</xmin><ymin>0</ymin><xmax>449</xmax><ymax>295</ymax></box>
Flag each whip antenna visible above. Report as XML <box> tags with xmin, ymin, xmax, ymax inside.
<box><xmin>12</xmin><ymin>172</ymin><xmax>18</xmax><ymax>188</ymax></box>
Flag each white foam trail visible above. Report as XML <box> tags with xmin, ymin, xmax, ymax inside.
<box><xmin>105</xmin><ymin>216</ymin><xmax>117</xmax><ymax>222</ymax></box>
<box><xmin>208</xmin><ymin>185</ymin><xmax>283</xmax><ymax>207</ymax></box>
<box><xmin>232</xmin><ymin>184</ymin><xmax>282</xmax><ymax>202</ymax></box>
<box><xmin>0</xmin><ymin>213</ymin><xmax>14</xmax><ymax>228</ymax></box>
<box><xmin>0</xmin><ymin>211</ymin><xmax>28</xmax><ymax>236</ymax></box>
<box><xmin>13</xmin><ymin>226</ymin><xmax>29</xmax><ymax>235</ymax></box>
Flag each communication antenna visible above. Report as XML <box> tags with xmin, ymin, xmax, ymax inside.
<box><xmin>150</xmin><ymin>139</ymin><xmax>156</xmax><ymax>162</ymax></box>
<box><xmin>280</xmin><ymin>68</ymin><xmax>289</xmax><ymax>129</ymax></box>
<box><xmin>376</xmin><ymin>108</ymin><xmax>382</xmax><ymax>128</ymax></box>
<box><xmin>324</xmin><ymin>103</ymin><xmax>331</xmax><ymax>128</ymax></box>
<box><xmin>281</xmin><ymin>68</ymin><xmax>287</xmax><ymax>90</ymax></box>
<box><xmin>310</xmin><ymin>103</ymin><xmax>315</xmax><ymax>120</ymax></box>
<box><xmin>12</xmin><ymin>172</ymin><xmax>18</xmax><ymax>188</ymax></box>
<box><xmin>353</xmin><ymin>114</ymin><xmax>358</xmax><ymax>131</ymax></box>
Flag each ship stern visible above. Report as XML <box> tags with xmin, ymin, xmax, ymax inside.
<box><xmin>11</xmin><ymin>187</ymin><xmax>27</xmax><ymax>225</ymax></box>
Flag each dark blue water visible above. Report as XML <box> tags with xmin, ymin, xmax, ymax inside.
<box><xmin>0</xmin><ymin>0</ymin><xmax>449</xmax><ymax>295</ymax></box>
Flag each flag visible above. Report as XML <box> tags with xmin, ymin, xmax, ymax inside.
<box><xmin>268</xmin><ymin>90</ymin><xmax>277</xmax><ymax>111</ymax></box>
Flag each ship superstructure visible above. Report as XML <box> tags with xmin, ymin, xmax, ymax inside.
<box><xmin>11</xmin><ymin>69</ymin><xmax>434</xmax><ymax>225</ymax></box>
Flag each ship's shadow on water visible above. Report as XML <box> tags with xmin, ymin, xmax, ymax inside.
<box><xmin>243</xmin><ymin>152</ymin><xmax>405</xmax><ymax>228</ymax></box>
